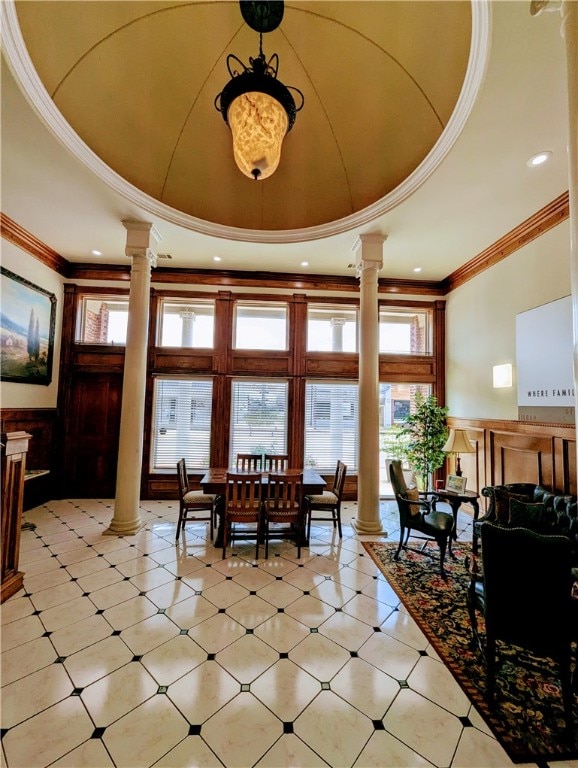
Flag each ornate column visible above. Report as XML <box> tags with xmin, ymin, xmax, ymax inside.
<box><xmin>106</xmin><ymin>221</ymin><xmax>159</xmax><ymax>535</ymax></box>
<box><xmin>352</xmin><ymin>234</ymin><xmax>387</xmax><ymax>536</ymax></box>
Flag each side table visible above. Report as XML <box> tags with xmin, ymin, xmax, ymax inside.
<box><xmin>434</xmin><ymin>488</ymin><xmax>480</xmax><ymax>541</ymax></box>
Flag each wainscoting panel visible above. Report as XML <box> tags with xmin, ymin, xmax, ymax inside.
<box><xmin>448</xmin><ymin>418</ymin><xmax>576</xmax><ymax>501</ymax></box>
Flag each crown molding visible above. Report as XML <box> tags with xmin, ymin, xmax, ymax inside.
<box><xmin>444</xmin><ymin>191</ymin><xmax>569</xmax><ymax>292</ymax></box>
<box><xmin>0</xmin><ymin>213</ymin><xmax>69</xmax><ymax>276</ymax></box>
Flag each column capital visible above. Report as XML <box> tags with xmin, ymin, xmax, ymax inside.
<box><xmin>122</xmin><ymin>219</ymin><xmax>161</xmax><ymax>265</ymax></box>
<box><xmin>352</xmin><ymin>233</ymin><xmax>386</xmax><ymax>274</ymax></box>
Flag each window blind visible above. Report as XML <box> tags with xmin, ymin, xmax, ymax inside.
<box><xmin>305</xmin><ymin>381</ymin><xmax>359</xmax><ymax>471</ymax></box>
<box><xmin>151</xmin><ymin>378</ymin><xmax>213</xmax><ymax>470</ymax></box>
<box><xmin>229</xmin><ymin>380</ymin><xmax>288</xmax><ymax>467</ymax></box>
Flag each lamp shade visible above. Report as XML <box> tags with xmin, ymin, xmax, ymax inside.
<box><xmin>442</xmin><ymin>428</ymin><xmax>475</xmax><ymax>454</ymax></box>
<box><xmin>228</xmin><ymin>91</ymin><xmax>289</xmax><ymax>180</ymax></box>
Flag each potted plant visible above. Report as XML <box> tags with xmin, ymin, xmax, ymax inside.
<box><xmin>399</xmin><ymin>392</ymin><xmax>448</xmax><ymax>490</ymax></box>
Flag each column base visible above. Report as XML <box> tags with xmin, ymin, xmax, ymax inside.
<box><xmin>351</xmin><ymin>517</ymin><xmax>388</xmax><ymax>537</ymax></box>
<box><xmin>104</xmin><ymin>517</ymin><xmax>145</xmax><ymax>536</ymax></box>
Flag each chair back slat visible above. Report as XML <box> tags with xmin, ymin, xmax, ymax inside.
<box><xmin>264</xmin><ymin>454</ymin><xmax>289</xmax><ymax>471</ymax></box>
<box><xmin>332</xmin><ymin>460</ymin><xmax>347</xmax><ymax>499</ymax></box>
<box><xmin>235</xmin><ymin>453</ymin><xmax>263</xmax><ymax>472</ymax></box>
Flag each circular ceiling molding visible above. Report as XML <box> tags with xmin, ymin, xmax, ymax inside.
<box><xmin>2</xmin><ymin>0</ymin><xmax>490</xmax><ymax>244</ymax></box>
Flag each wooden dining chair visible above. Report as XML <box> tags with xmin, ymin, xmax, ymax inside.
<box><xmin>305</xmin><ymin>460</ymin><xmax>347</xmax><ymax>540</ymax></box>
<box><xmin>176</xmin><ymin>458</ymin><xmax>216</xmax><ymax>540</ymax></box>
<box><xmin>263</xmin><ymin>472</ymin><xmax>304</xmax><ymax>558</ymax></box>
<box><xmin>263</xmin><ymin>453</ymin><xmax>289</xmax><ymax>471</ymax></box>
<box><xmin>235</xmin><ymin>453</ymin><xmax>263</xmax><ymax>471</ymax></box>
<box><xmin>222</xmin><ymin>472</ymin><xmax>263</xmax><ymax>559</ymax></box>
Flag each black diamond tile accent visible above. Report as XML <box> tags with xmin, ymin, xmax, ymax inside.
<box><xmin>226</xmin><ymin>576</ymin><xmax>233</xmax><ymax>580</ymax></box>
<box><xmin>207</xmin><ymin>653</ymin><xmax>216</xmax><ymax>661</ymax></box>
<box><xmin>91</xmin><ymin>727</ymin><xmax>106</xmax><ymax>739</ymax></box>
<box><xmin>195</xmin><ymin>590</ymin><xmax>202</xmax><ymax>595</ymax></box>
<box><xmin>335</xmin><ymin>607</ymin><xmax>342</xmax><ymax>612</ymax></box>
<box><xmin>32</xmin><ymin>610</ymin><xmax>41</xmax><ymax>616</ymax></box>
<box><xmin>398</xmin><ymin>680</ymin><xmax>409</xmax><ymax>688</ymax></box>
<box><xmin>373</xmin><ymin>575</ymin><xmax>378</xmax><ymax>580</ymax></box>
<box><xmin>298</xmin><ymin>564</ymin><xmax>304</xmax><ymax>567</ymax></box>
<box><xmin>96</xmin><ymin>609</ymin><xmax>104</xmax><ymax>615</ymax></box>
<box><xmin>277</xmin><ymin>608</ymin><xmax>284</xmax><ymax>613</ymax></box>
<box><xmin>246</xmin><ymin>628</ymin><xmax>254</xmax><ymax>635</ymax></box>
<box><xmin>23</xmin><ymin>591</ymin><xmax>32</xmax><ymax>598</ymax></box>
<box><xmin>218</xmin><ymin>608</ymin><xmax>226</xmax><ymax>614</ymax></box>
<box><xmin>143</xmin><ymin>553</ymin><xmax>149</xmax><ymax>557</ymax></box>
<box><xmin>60</xmin><ymin>564</ymin><xmax>67</xmax><ymax>569</ymax></box>
<box><xmin>71</xmin><ymin>687</ymin><xmax>84</xmax><ymax>696</ymax></box>
<box><xmin>82</xmin><ymin>592</ymin><xmax>90</xmax><ymax>597</ymax></box>
<box><xmin>303</xmin><ymin>591</ymin><xmax>310</xmax><ymax>595</ymax></box>
<box><xmin>372</xmin><ymin>720</ymin><xmax>386</xmax><ymax>730</ymax></box>
<box><xmin>241</xmin><ymin>684</ymin><xmax>251</xmax><ymax>692</ymax></box>
<box><xmin>157</xmin><ymin>609</ymin><xmax>166</xmax><ymax>614</ymax></box>
<box><xmin>176</xmin><ymin>575</ymin><xmax>183</xmax><ymax>581</ymax></box>
<box><xmin>97</xmin><ymin>553</ymin><xmax>105</xmax><ymax>557</ymax></box>
<box><xmin>140</xmin><ymin>592</ymin><xmax>147</xmax><ymax>597</ymax></box>
<box><xmin>54</xmin><ymin>656</ymin><xmax>66</xmax><ymax>663</ymax></box>
<box><xmin>205</xmin><ymin>563</ymin><xmax>212</xmax><ymax>567</ymax></box>
<box><xmin>111</xmin><ymin>630</ymin><xmax>121</xmax><ymax>636</ymax></box>
<box><xmin>321</xmin><ymin>682</ymin><xmax>330</xmax><ymax>690</ymax></box>
<box><xmin>310</xmin><ymin>628</ymin><xmax>318</xmax><ymax>633</ymax></box>
<box><xmin>157</xmin><ymin>686</ymin><xmax>168</xmax><ymax>694</ymax></box>
<box><xmin>123</xmin><ymin>576</ymin><xmax>130</xmax><ymax>581</ymax></box>
<box><xmin>350</xmin><ymin>651</ymin><xmax>358</xmax><ymax>658</ymax></box>
<box><xmin>373</xmin><ymin>626</ymin><xmax>381</xmax><ymax>632</ymax></box>
<box><xmin>356</xmin><ymin>590</ymin><xmax>362</xmax><ymax>595</ymax></box>
<box><xmin>179</xmin><ymin>629</ymin><xmax>188</xmax><ymax>635</ymax></box>
<box><xmin>325</xmin><ymin>576</ymin><xmax>332</xmax><ymax>580</ymax></box>
<box><xmin>70</xmin><ymin>577</ymin><xmax>78</xmax><ymax>582</ymax></box>
<box><xmin>419</xmin><ymin>649</ymin><xmax>428</xmax><ymax>656</ymax></box>
<box><xmin>132</xmin><ymin>655</ymin><xmax>142</xmax><ymax>662</ymax></box>
<box><xmin>283</xmin><ymin>722</ymin><xmax>294</xmax><ymax>734</ymax></box>
<box><xmin>279</xmin><ymin>652</ymin><xmax>289</xmax><ymax>659</ymax></box>
<box><xmin>42</xmin><ymin>631</ymin><xmax>52</xmax><ymax>637</ymax></box>
<box><xmin>252</xmin><ymin>564</ymin><xmax>258</xmax><ymax>568</ymax></box>
<box><xmin>459</xmin><ymin>716</ymin><xmax>473</xmax><ymax>727</ymax></box>
<box><xmin>51</xmin><ymin>553</ymin><xmax>58</xmax><ymax>557</ymax></box>
<box><xmin>188</xmin><ymin>724</ymin><xmax>202</xmax><ymax>736</ymax></box>
<box><xmin>249</xmin><ymin>590</ymin><xmax>257</xmax><ymax>595</ymax></box>
<box><xmin>276</xmin><ymin>576</ymin><xmax>282</xmax><ymax>580</ymax></box>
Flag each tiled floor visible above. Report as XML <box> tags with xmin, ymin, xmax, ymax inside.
<box><xmin>1</xmin><ymin>499</ymin><xmax>572</xmax><ymax>768</ymax></box>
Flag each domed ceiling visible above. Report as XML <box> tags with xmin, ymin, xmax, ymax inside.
<box><xmin>14</xmin><ymin>1</ymin><xmax>472</xmax><ymax>233</ymax></box>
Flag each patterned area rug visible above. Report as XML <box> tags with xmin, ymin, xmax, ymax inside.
<box><xmin>363</xmin><ymin>540</ymin><xmax>578</xmax><ymax>764</ymax></box>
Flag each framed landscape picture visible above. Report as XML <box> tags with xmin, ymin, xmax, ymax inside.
<box><xmin>0</xmin><ymin>267</ymin><xmax>56</xmax><ymax>385</ymax></box>
<box><xmin>446</xmin><ymin>474</ymin><xmax>467</xmax><ymax>493</ymax></box>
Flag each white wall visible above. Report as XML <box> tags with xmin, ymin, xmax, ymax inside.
<box><xmin>445</xmin><ymin>219</ymin><xmax>571</xmax><ymax>419</ymax></box>
<box><xmin>1</xmin><ymin>241</ymin><xmax>64</xmax><ymax>408</ymax></box>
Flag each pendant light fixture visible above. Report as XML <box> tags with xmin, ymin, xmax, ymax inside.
<box><xmin>215</xmin><ymin>1</ymin><xmax>304</xmax><ymax>181</ymax></box>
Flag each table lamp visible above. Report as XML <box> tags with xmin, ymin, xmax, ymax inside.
<box><xmin>442</xmin><ymin>429</ymin><xmax>475</xmax><ymax>476</ymax></box>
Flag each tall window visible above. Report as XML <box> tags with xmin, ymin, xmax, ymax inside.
<box><xmin>158</xmin><ymin>299</ymin><xmax>214</xmax><ymax>347</ymax></box>
<box><xmin>234</xmin><ymin>302</ymin><xmax>287</xmax><ymax>350</ymax></box>
<box><xmin>76</xmin><ymin>296</ymin><xmax>129</xmax><ymax>344</ymax></box>
<box><xmin>307</xmin><ymin>305</ymin><xmax>357</xmax><ymax>352</ymax></box>
<box><xmin>151</xmin><ymin>377</ymin><xmax>213</xmax><ymax>471</ymax></box>
<box><xmin>229</xmin><ymin>379</ymin><xmax>288</xmax><ymax>466</ymax></box>
<box><xmin>304</xmin><ymin>381</ymin><xmax>359</xmax><ymax>470</ymax></box>
<box><xmin>379</xmin><ymin>308</ymin><xmax>431</xmax><ymax>355</ymax></box>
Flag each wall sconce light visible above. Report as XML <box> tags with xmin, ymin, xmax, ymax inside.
<box><xmin>493</xmin><ymin>363</ymin><xmax>513</xmax><ymax>388</ymax></box>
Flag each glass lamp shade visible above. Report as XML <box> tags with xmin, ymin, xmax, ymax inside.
<box><xmin>228</xmin><ymin>91</ymin><xmax>289</xmax><ymax>180</ymax></box>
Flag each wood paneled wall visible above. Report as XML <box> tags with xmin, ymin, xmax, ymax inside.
<box><xmin>446</xmin><ymin>417</ymin><xmax>576</xmax><ymax>504</ymax></box>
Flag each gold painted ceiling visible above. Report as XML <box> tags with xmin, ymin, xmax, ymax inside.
<box><xmin>15</xmin><ymin>1</ymin><xmax>472</xmax><ymax>232</ymax></box>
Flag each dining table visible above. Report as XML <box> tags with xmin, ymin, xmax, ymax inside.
<box><xmin>199</xmin><ymin>467</ymin><xmax>327</xmax><ymax>548</ymax></box>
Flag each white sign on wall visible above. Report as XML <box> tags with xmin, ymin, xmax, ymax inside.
<box><xmin>516</xmin><ymin>295</ymin><xmax>575</xmax><ymax>424</ymax></box>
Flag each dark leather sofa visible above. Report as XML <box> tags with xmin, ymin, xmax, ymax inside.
<box><xmin>473</xmin><ymin>483</ymin><xmax>578</xmax><ymax>556</ymax></box>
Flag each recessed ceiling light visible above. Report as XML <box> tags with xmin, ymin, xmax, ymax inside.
<box><xmin>213</xmin><ymin>256</ymin><xmax>222</xmax><ymax>262</ymax></box>
<box><xmin>527</xmin><ymin>151</ymin><xmax>552</xmax><ymax>167</ymax></box>
<box><xmin>301</xmin><ymin>261</ymin><xmax>309</xmax><ymax>267</ymax></box>
<box><xmin>413</xmin><ymin>267</ymin><xmax>422</xmax><ymax>273</ymax></box>
<box><xmin>91</xmin><ymin>249</ymin><xmax>102</xmax><ymax>256</ymax></box>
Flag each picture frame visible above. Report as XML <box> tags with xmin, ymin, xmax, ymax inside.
<box><xmin>1</xmin><ymin>267</ymin><xmax>56</xmax><ymax>385</ymax></box>
<box><xmin>446</xmin><ymin>474</ymin><xmax>467</xmax><ymax>493</ymax></box>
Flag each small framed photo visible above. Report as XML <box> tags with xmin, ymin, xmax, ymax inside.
<box><xmin>446</xmin><ymin>474</ymin><xmax>467</xmax><ymax>493</ymax></box>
